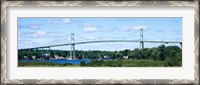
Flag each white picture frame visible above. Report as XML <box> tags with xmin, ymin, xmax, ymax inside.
<box><xmin>1</xmin><ymin>1</ymin><xmax>199</xmax><ymax>85</ymax></box>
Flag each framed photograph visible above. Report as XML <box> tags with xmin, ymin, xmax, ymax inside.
<box><xmin>1</xmin><ymin>0</ymin><xmax>199</xmax><ymax>85</ymax></box>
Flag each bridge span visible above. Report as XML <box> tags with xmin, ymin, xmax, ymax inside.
<box><xmin>19</xmin><ymin>40</ymin><xmax>182</xmax><ymax>50</ymax></box>
<box><xmin>19</xmin><ymin>29</ymin><xmax>182</xmax><ymax>59</ymax></box>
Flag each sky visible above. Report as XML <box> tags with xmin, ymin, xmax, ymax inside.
<box><xmin>18</xmin><ymin>17</ymin><xmax>182</xmax><ymax>51</ymax></box>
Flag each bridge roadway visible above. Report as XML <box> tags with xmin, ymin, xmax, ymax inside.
<box><xmin>19</xmin><ymin>40</ymin><xmax>182</xmax><ymax>50</ymax></box>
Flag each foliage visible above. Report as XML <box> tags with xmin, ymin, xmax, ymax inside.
<box><xmin>164</xmin><ymin>50</ymin><xmax>182</xmax><ymax>66</ymax></box>
<box><xmin>83</xmin><ymin>59</ymin><xmax>164</xmax><ymax>67</ymax></box>
<box><xmin>18</xmin><ymin>61</ymin><xmax>74</xmax><ymax>67</ymax></box>
<box><xmin>80</xmin><ymin>61</ymin><xmax>86</xmax><ymax>66</ymax></box>
<box><xmin>18</xmin><ymin>44</ymin><xmax>182</xmax><ymax>67</ymax></box>
<box><xmin>63</xmin><ymin>63</ymin><xmax>72</xmax><ymax>66</ymax></box>
<box><xmin>151</xmin><ymin>49</ymin><xmax>159</xmax><ymax>61</ymax></box>
<box><xmin>18</xmin><ymin>61</ymin><xmax>62</xmax><ymax>66</ymax></box>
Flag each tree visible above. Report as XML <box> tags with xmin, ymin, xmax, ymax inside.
<box><xmin>176</xmin><ymin>52</ymin><xmax>182</xmax><ymax>66</ymax></box>
<box><xmin>122</xmin><ymin>49</ymin><xmax>129</xmax><ymax>56</ymax></box>
<box><xmin>158</xmin><ymin>44</ymin><xmax>166</xmax><ymax>61</ymax></box>
<box><xmin>35</xmin><ymin>51</ymin><xmax>42</xmax><ymax>59</ymax></box>
<box><xmin>127</xmin><ymin>51</ymin><xmax>134</xmax><ymax>59</ymax></box>
<box><xmin>50</xmin><ymin>51</ymin><xmax>55</xmax><ymax>58</ymax></box>
<box><xmin>18</xmin><ymin>51</ymin><xmax>24</xmax><ymax>60</ymax></box>
<box><xmin>111</xmin><ymin>51</ymin><xmax>117</xmax><ymax>59</ymax></box>
<box><xmin>164</xmin><ymin>50</ymin><xmax>181</xmax><ymax>66</ymax></box>
<box><xmin>27</xmin><ymin>51</ymin><xmax>33</xmax><ymax>60</ymax></box>
<box><xmin>133</xmin><ymin>48</ymin><xmax>140</xmax><ymax>59</ymax></box>
<box><xmin>145</xmin><ymin>48</ymin><xmax>153</xmax><ymax>59</ymax></box>
<box><xmin>57</xmin><ymin>51</ymin><xmax>62</xmax><ymax>56</ymax></box>
<box><xmin>61</xmin><ymin>51</ymin><xmax>66</xmax><ymax>57</ymax></box>
<box><xmin>140</xmin><ymin>49</ymin><xmax>149</xmax><ymax>59</ymax></box>
<box><xmin>115</xmin><ymin>52</ymin><xmax>123</xmax><ymax>59</ymax></box>
<box><xmin>151</xmin><ymin>50</ymin><xmax>159</xmax><ymax>61</ymax></box>
<box><xmin>24</xmin><ymin>51</ymin><xmax>29</xmax><ymax>56</ymax></box>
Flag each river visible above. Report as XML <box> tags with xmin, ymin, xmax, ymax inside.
<box><xmin>19</xmin><ymin>59</ymin><xmax>91</xmax><ymax>64</ymax></box>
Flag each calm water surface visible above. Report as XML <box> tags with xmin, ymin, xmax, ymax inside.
<box><xmin>19</xmin><ymin>59</ymin><xmax>91</xmax><ymax>64</ymax></box>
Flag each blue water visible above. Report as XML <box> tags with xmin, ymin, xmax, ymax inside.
<box><xmin>19</xmin><ymin>59</ymin><xmax>91</xmax><ymax>64</ymax></box>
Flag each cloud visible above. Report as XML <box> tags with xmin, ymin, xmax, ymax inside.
<box><xmin>18</xmin><ymin>24</ymin><xmax>40</xmax><ymax>29</ymax></box>
<box><xmin>18</xmin><ymin>39</ymin><xmax>48</xmax><ymax>49</ymax></box>
<box><xmin>120</xmin><ymin>25</ymin><xmax>148</xmax><ymax>31</ymax></box>
<box><xmin>100</xmin><ymin>28</ymin><xmax>116</xmax><ymax>32</ymax></box>
<box><xmin>83</xmin><ymin>27</ymin><xmax>98</xmax><ymax>33</ymax></box>
<box><xmin>33</xmin><ymin>31</ymin><xmax>46</xmax><ymax>37</ymax></box>
<box><xmin>79</xmin><ymin>23</ymin><xmax>103</xmax><ymax>28</ymax></box>
<box><xmin>79</xmin><ymin>22</ymin><xmax>115</xmax><ymax>33</ymax></box>
<box><xmin>19</xmin><ymin>31</ymin><xmax>64</xmax><ymax>38</ymax></box>
<box><xmin>131</xmin><ymin>26</ymin><xmax>148</xmax><ymax>30</ymax></box>
<box><xmin>48</xmin><ymin>18</ymin><xmax>70</xmax><ymax>24</ymax></box>
<box><xmin>82</xmin><ymin>23</ymin><xmax>95</xmax><ymax>27</ymax></box>
<box><xmin>120</xmin><ymin>26</ymin><xmax>130</xmax><ymax>31</ymax></box>
<box><xmin>29</xmin><ymin>25</ymin><xmax>39</xmax><ymax>29</ymax></box>
<box><xmin>18</xmin><ymin>32</ymin><xmax>34</xmax><ymax>38</ymax></box>
<box><xmin>18</xmin><ymin>31</ymin><xmax>68</xmax><ymax>49</ymax></box>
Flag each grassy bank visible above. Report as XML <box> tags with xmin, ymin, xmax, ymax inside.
<box><xmin>18</xmin><ymin>59</ymin><xmax>179</xmax><ymax>67</ymax></box>
<box><xmin>18</xmin><ymin>62</ymin><xmax>79</xmax><ymax>67</ymax></box>
<box><xmin>82</xmin><ymin>59</ymin><xmax>166</xmax><ymax>67</ymax></box>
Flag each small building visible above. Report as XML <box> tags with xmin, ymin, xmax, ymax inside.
<box><xmin>32</xmin><ymin>56</ymin><xmax>36</xmax><ymax>60</ymax></box>
<box><xmin>123</xmin><ymin>56</ymin><xmax>129</xmax><ymax>59</ymax></box>
<box><xmin>42</xmin><ymin>53</ymin><xmax>50</xmax><ymax>57</ymax></box>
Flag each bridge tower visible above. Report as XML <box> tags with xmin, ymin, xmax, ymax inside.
<box><xmin>70</xmin><ymin>33</ymin><xmax>76</xmax><ymax>59</ymax></box>
<box><xmin>140</xmin><ymin>28</ymin><xmax>144</xmax><ymax>49</ymax></box>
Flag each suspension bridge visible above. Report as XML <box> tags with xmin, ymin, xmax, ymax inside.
<box><xmin>19</xmin><ymin>29</ymin><xmax>182</xmax><ymax>59</ymax></box>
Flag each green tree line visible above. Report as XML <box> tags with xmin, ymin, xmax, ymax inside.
<box><xmin>18</xmin><ymin>44</ymin><xmax>182</xmax><ymax>66</ymax></box>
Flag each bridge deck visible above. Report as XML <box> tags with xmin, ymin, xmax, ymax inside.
<box><xmin>19</xmin><ymin>40</ymin><xmax>182</xmax><ymax>50</ymax></box>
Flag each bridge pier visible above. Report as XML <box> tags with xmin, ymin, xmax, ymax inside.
<box><xmin>140</xmin><ymin>42</ymin><xmax>144</xmax><ymax>49</ymax></box>
<box><xmin>72</xmin><ymin>44</ymin><xmax>75</xmax><ymax>59</ymax></box>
